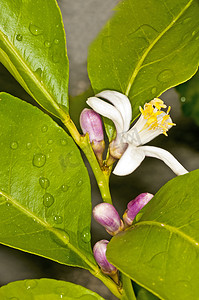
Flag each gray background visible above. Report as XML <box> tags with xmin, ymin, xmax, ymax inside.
<box><xmin>0</xmin><ymin>1</ymin><xmax>199</xmax><ymax>299</ymax></box>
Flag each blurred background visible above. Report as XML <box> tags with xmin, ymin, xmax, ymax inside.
<box><xmin>0</xmin><ymin>0</ymin><xmax>199</xmax><ymax>299</ymax></box>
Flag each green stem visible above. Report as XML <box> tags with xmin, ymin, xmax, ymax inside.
<box><xmin>63</xmin><ymin>115</ymin><xmax>112</xmax><ymax>204</ymax></box>
<box><xmin>121</xmin><ymin>273</ymin><xmax>137</xmax><ymax>300</ymax></box>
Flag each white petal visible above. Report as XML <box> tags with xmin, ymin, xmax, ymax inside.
<box><xmin>141</xmin><ymin>146</ymin><xmax>188</xmax><ymax>175</ymax></box>
<box><xmin>97</xmin><ymin>90</ymin><xmax>132</xmax><ymax>132</ymax></box>
<box><xmin>127</xmin><ymin>112</ymin><xmax>174</xmax><ymax>146</ymax></box>
<box><xmin>113</xmin><ymin>145</ymin><xmax>145</xmax><ymax>176</ymax></box>
<box><xmin>86</xmin><ymin>97</ymin><xmax>124</xmax><ymax>133</ymax></box>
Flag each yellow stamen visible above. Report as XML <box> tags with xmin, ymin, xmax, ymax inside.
<box><xmin>139</xmin><ymin>98</ymin><xmax>175</xmax><ymax>135</ymax></box>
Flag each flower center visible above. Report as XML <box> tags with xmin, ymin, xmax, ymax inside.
<box><xmin>139</xmin><ymin>98</ymin><xmax>175</xmax><ymax>136</ymax></box>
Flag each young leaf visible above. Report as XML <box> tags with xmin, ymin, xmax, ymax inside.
<box><xmin>107</xmin><ymin>170</ymin><xmax>199</xmax><ymax>299</ymax></box>
<box><xmin>0</xmin><ymin>0</ymin><xmax>69</xmax><ymax>120</ymax></box>
<box><xmin>88</xmin><ymin>0</ymin><xmax>199</xmax><ymax>121</ymax></box>
<box><xmin>176</xmin><ymin>70</ymin><xmax>199</xmax><ymax>126</ymax></box>
<box><xmin>0</xmin><ymin>92</ymin><xmax>95</xmax><ymax>270</ymax></box>
<box><xmin>0</xmin><ymin>278</ymin><xmax>105</xmax><ymax>300</ymax></box>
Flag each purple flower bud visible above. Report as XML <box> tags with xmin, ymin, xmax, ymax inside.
<box><xmin>93</xmin><ymin>203</ymin><xmax>123</xmax><ymax>235</ymax></box>
<box><xmin>80</xmin><ymin>108</ymin><xmax>104</xmax><ymax>142</ymax></box>
<box><xmin>93</xmin><ymin>240</ymin><xmax>117</xmax><ymax>275</ymax></box>
<box><xmin>123</xmin><ymin>193</ymin><xmax>154</xmax><ymax>226</ymax></box>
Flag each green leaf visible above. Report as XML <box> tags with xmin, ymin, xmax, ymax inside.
<box><xmin>0</xmin><ymin>0</ymin><xmax>69</xmax><ymax>120</ymax></box>
<box><xmin>0</xmin><ymin>92</ymin><xmax>96</xmax><ymax>270</ymax></box>
<box><xmin>0</xmin><ymin>278</ymin><xmax>105</xmax><ymax>300</ymax></box>
<box><xmin>88</xmin><ymin>0</ymin><xmax>199</xmax><ymax>122</ymax></box>
<box><xmin>107</xmin><ymin>170</ymin><xmax>199</xmax><ymax>300</ymax></box>
<box><xmin>176</xmin><ymin>69</ymin><xmax>199</xmax><ymax>126</ymax></box>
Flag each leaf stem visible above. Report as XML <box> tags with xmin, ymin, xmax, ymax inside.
<box><xmin>63</xmin><ymin>114</ymin><xmax>112</xmax><ymax>204</ymax></box>
<box><xmin>121</xmin><ymin>273</ymin><xmax>137</xmax><ymax>300</ymax></box>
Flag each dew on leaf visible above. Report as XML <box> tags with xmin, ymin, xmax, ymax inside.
<box><xmin>54</xmin><ymin>215</ymin><xmax>63</xmax><ymax>224</ymax></box>
<box><xmin>44</xmin><ymin>40</ymin><xmax>51</xmax><ymax>48</ymax></box>
<box><xmin>16</xmin><ymin>34</ymin><xmax>23</xmax><ymax>41</ymax></box>
<box><xmin>35</xmin><ymin>67</ymin><xmax>42</xmax><ymax>78</ymax></box>
<box><xmin>41</xmin><ymin>125</ymin><xmax>48</xmax><ymax>133</ymax></box>
<box><xmin>39</xmin><ymin>177</ymin><xmax>50</xmax><ymax>189</ymax></box>
<box><xmin>29</xmin><ymin>24</ymin><xmax>43</xmax><ymax>36</ymax></box>
<box><xmin>54</xmin><ymin>38</ymin><xmax>60</xmax><ymax>44</ymax></box>
<box><xmin>77</xmin><ymin>180</ymin><xmax>83</xmax><ymax>187</ymax></box>
<box><xmin>25</xmin><ymin>279</ymin><xmax>38</xmax><ymax>290</ymax></box>
<box><xmin>47</xmin><ymin>139</ymin><xmax>53</xmax><ymax>145</ymax></box>
<box><xmin>151</xmin><ymin>87</ymin><xmax>157</xmax><ymax>95</ymax></box>
<box><xmin>180</xmin><ymin>97</ymin><xmax>186</xmax><ymax>103</ymax></box>
<box><xmin>33</xmin><ymin>153</ymin><xmax>46</xmax><ymax>168</ymax></box>
<box><xmin>10</xmin><ymin>141</ymin><xmax>18</xmax><ymax>150</ymax></box>
<box><xmin>61</xmin><ymin>184</ymin><xmax>69</xmax><ymax>192</ymax></box>
<box><xmin>60</xmin><ymin>139</ymin><xmax>67</xmax><ymax>146</ymax></box>
<box><xmin>81</xmin><ymin>227</ymin><xmax>91</xmax><ymax>243</ymax></box>
<box><xmin>157</xmin><ymin>69</ymin><xmax>174</xmax><ymax>83</ymax></box>
<box><xmin>51</xmin><ymin>229</ymin><xmax>70</xmax><ymax>247</ymax></box>
<box><xmin>43</xmin><ymin>193</ymin><xmax>54</xmax><ymax>207</ymax></box>
<box><xmin>26</xmin><ymin>142</ymin><xmax>32</xmax><ymax>150</ymax></box>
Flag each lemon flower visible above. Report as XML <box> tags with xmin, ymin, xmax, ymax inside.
<box><xmin>86</xmin><ymin>90</ymin><xmax>188</xmax><ymax>176</ymax></box>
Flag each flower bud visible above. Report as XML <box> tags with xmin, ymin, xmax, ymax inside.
<box><xmin>80</xmin><ymin>108</ymin><xmax>104</xmax><ymax>142</ymax></box>
<box><xmin>93</xmin><ymin>203</ymin><xmax>124</xmax><ymax>235</ymax></box>
<box><xmin>93</xmin><ymin>240</ymin><xmax>117</xmax><ymax>275</ymax></box>
<box><xmin>123</xmin><ymin>193</ymin><xmax>154</xmax><ymax>226</ymax></box>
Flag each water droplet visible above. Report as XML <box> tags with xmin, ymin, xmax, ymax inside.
<box><xmin>6</xmin><ymin>202</ymin><xmax>11</xmax><ymax>207</ymax></box>
<box><xmin>60</xmin><ymin>139</ymin><xmax>67</xmax><ymax>146</ymax></box>
<box><xmin>81</xmin><ymin>227</ymin><xmax>91</xmax><ymax>243</ymax></box>
<box><xmin>54</xmin><ymin>38</ymin><xmax>60</xmax><ymax>44</ymax></box>
<box><xmin>151</xmin><ymin>87</ymin><xmax>157</xmax><ymax>95</ymax></box>
<box><xmin>54</xmin><ymin>215</ymin><xmax>63</xmax><ymax>224</ymax></box>
<box><xmin>43</xmin><ymin>193</ymin><xmax>54</xmax><ymax>207</ymax></box>
<box><xmin>77</xmin><ymin>180</ymin><xmax>83</xmax><ymax>187</ymax></box>
<box><xmin>180</xmin><ymin>96</ymin><xmax>186</xmax><ymax>103</ymax></box>
<box><xmin>47</xmin><ymin>139</ymin><xmax>53</xmax><ymax>145</ymax></box>
<box><xmin>52</xmin><ymin>53</ymin><xmax>60</xmax><ymax>63</ymax></box>
<box><xmin>61</xmin><ymin>184</ymin><xmax>69</xmax><ymax>192</ymax></box>
<box><xmin>10</xmin><ymin>141</ymin><xmax>18</xmax><ymax>150</ymax></box>
<box><xmin>16</xmin><ymin>34</ymin><xmax>23</xmax><ymax>41</ymax></box>
<box><xmin>26</xmin><ymin>142</ymin><xmax>32</xmax><ymax>150</ymax></box>
<box><xmin>29</xmin><ymin>24</ymin><xmax>43</xmax><ymax>36</ymax></box>
<box><xmin>44</xmin><ymin>40</ymin><xmax>51</xmax><ymax>47</ymax></box>
<box><xmin>51</xmin><ymin>229</ymin><xmax>70</xmax><ymax>247</ymax></box>
<box><xmin>39</xmin><ymin>177</ymin><xmax>50</xmax><ymax>189</ymax></box>
<box><xmin>25</xmin><ymin>279</ymin><xmax>38</xmax><ymax>289</ymax></box>
<box><xmin>192</xmin><ymin>31</ymin><xmax>196</xmax><ymax>36</ymax></box>
<box><xmin>35</xmin><ymin>68</ymin><xmax>43</xmax><ymax>79</ymax></box>
<box><xmin>157</xmin><ymin>69</ymin><xmax>174</xmax><ymax>83</ymax></box>
<box><xmin>41</xmin><ymin>125</ymin><xmax>48</xmax><ymax>133</ymax></box>
<box><xmin>32</xmin><ymin>153</ymin><xmax>46</xmax><ymax>168</ymax></box>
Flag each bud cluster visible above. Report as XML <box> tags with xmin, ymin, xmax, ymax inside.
<box><xmin>93</xmin><ymin>193</ymin><xmax>154</xmax><ymax>275</ymax></box>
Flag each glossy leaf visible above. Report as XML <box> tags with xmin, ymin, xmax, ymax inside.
<box><xmin>107</xmin><ymin>170</ymin><xmax>199</xmax><ymax>299</ymax></box>
<box><xmin>0</xmin><ymin>278</ymin><xmax>105</xmax><ymax>300</ymax></box>
<box><xmin>176</xmin><ymin>69</ymin><xmax>199</xmax><ymax>126</ymax></box>
<box><xmin>88</xmin><ymin>0</ymin><xmax>199</xmax><ymax>131</ymax></box>
<box><xmin>0</xmin><ymin>92</ymin><xmax>96</xmax><ymax>270</ymax></box>
<box><xmin>0</xmin><ymin>0</ymin><xmax>69</xmax><ymax>120</ymax></box>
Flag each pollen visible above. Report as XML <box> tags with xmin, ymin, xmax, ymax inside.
<box><xmin>139</xmin><ymin>98</ymin><xmax>176</xmax><ymax>135</ymax></box>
